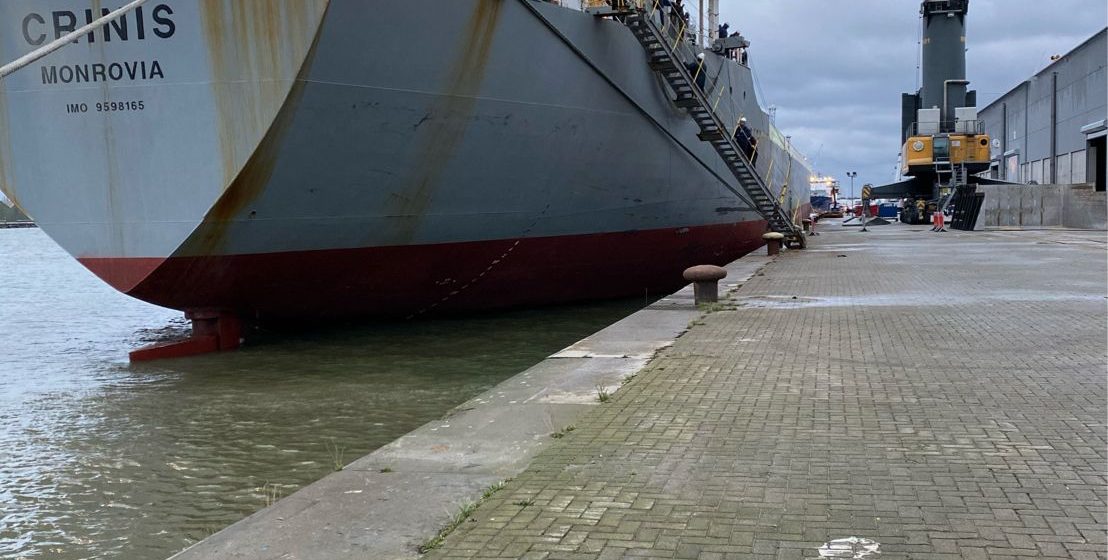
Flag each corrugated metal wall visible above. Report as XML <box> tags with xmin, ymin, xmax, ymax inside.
<box><xmin>979</xmin><ymin>28</ymin><xmax>1107</xmax><ymax>184</ymax></box>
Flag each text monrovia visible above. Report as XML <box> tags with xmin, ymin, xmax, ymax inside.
<box><xmin>41</xmin><ymin>61</ymin><xmax>164</xmax><ymax>85</ymax></box>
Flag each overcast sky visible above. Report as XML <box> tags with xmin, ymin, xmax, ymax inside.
<box><xmin>714</xmin><ymin>0</ymin><xmax>1106</xmax><ymax>193</ymax></box>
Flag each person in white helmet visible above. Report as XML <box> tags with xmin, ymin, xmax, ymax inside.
<box><xmin>735</xmin><ymin>117</ymin><xmax>758</xmax><ymax>165</ymax></box>
<box><xmin>684</xmin><ymin>52</ymin><xmax>707</xmax><ymax>91</ymax></box>
<box><xmin>695</xmin><ymin>53</ymin><xmax>707</xmax><ymax>89</ymax></box>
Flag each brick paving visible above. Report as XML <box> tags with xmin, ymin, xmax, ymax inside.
<box><xmin>426</xmin><ymin>225</ymin><xmax>1107</xmax><ymax>560</ymax></box>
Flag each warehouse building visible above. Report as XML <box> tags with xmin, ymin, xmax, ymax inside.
<box><xmin>979</xmin><ymin>27</ymin><xmax>1106</xmax><ymax>191</ymax></box>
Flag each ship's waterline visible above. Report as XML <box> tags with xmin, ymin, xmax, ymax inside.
<box><xmin>81</xmin><ymin>221</ymin><xmax>768</xmax><ymax>318</ymax></box>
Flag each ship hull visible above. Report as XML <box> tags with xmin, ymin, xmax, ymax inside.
<box><xmin>1</xmin><ymin>0</ymin><xmax>811</xmax><ymax>319</ymax></box>
<box><xmin>82</xmin><ymin>221</ymin><xmax>766</xmax><ymax>319</ymax></box>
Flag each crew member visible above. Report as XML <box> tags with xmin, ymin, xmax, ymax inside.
<box><xmin>684</xmin><ymin>53</ymin><xmax>707</xmax><ymax>91</ymax></box>
<box><xmin>735</xmin><ymin>117</ymin><xmax>756</xmax><ymax>164</ymax></box>
<box><xmin>737</xmin><ymin>118</ymin><xmax>758</xmax><ymax>166</ymax></box>
<box><xmin>672</xmin><ymin>0</ymin><xmax>685</xmax><ymax>26</ymax></box>
<box><xmin>726</xmin><ymin>30</ymin><xmax>741</xmax><ymax>60</ymax></box>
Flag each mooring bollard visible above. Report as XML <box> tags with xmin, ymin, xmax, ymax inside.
<box><xmin>763</xmin><ymin>232</ymin><xmax>785</xmax><ymax>256</ymax></box>
<box><xmin>683</xmin><ymin>265</ymin><xmax>727</xmax><ymax>304</ymax></box>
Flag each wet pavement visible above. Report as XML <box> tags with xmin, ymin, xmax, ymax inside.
<box><xmin>424</xmin><ymin>223</ymin><xmax>1107</xmax><ymax>559</ymax></box>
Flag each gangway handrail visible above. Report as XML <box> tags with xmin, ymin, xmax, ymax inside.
<box><xmin>0</xmin><ymin>0</ymin><xmax>149</xmax><ymax>79</ymax></box>
<box><xmin>603</xmin><ymin>1</ymin><xmax>728</xmax><ymax>101</ymax></box>
<box><xmin>519</xmin><ymin>0</ymin><xmax>759</xmax><ymax>210</ymax></box>
<box><xmin>621</xmin><ymin>3</ymin><xmax>797</xmax><ymax>234</ymax></box>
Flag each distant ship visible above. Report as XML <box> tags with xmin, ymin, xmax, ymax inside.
<box><xmin>808</xmin><ymin>175</ymin><xmax>838</xmax><ymax>214</ymax></box>
<box><xmin>0</xmin><ymin>1</ymin><xmax>811</xmax><ymax>326</ymax></box>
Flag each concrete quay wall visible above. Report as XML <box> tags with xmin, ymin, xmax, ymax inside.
<box><xmin>977</xmin><ymin>183</ymin><xmax>1106</xmax><ymax>230</ymax></box>
<box><xmin>169</xmin><ymin>255</ymin><xmax>773</xmax><ymax>560</ymax></box>
<box><xmin>0</xmin><ymin>204</ymin><xmax>31</xmax><ymax>226</ymax></box>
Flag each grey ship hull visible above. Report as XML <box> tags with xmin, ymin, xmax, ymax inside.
<box><xmin>0</xmin><ymin>0</ymin><xmax>811</xmax><ymax>318</ymax></box>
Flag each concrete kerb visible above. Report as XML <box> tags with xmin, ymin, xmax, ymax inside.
<box><xmin>168</xmin><ymin>253</ymin><xmax>776</xmax><ymax>560</ymax></box>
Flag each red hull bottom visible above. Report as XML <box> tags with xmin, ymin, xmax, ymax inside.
<box><xmin>128</xmin><ymin>310</ymin><xmax>243</xmax><ymax>362</ymax></box>
<box><xmin>80</xmin><ymin>221</ymin><xmax>768</xmax><ymax>320</ymax></box>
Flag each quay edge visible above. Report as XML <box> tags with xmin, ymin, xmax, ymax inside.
<box><xmin>167</xmin><ymin>253</ymin><xmax>775</xmax><ymax>560</ymax></box>
<box><xmin>0</xmin><ymin>203</ymin><xmax>32</xmax><ymax>227</ymax></box>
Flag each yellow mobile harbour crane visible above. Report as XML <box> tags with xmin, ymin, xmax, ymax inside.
<box><xmin>873</xmin><ymin>0</ymin><xmax>994</xmax><ymax>226</ymax></box>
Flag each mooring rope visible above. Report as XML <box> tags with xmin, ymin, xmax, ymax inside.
<box><xmin>0</xmin><ymin>0</ymin><xmax>149</xmax><ymax>79</ymax></box>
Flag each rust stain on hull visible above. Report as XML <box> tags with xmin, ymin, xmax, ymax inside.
<box><xmin>201</xmin><ymin>0</ymin><xmax>320</xmax><ymax>186</ymax></box>
<box><xmin>386</xmin><ymin>0</ymin><xmax>505</xmax><ymax>243</ymax></box>
<box><xmin>185</xmin><ymin>69</ymin><xmax>313</xmax><ymax>255</ymax></box>
<box><xmin>93</xmin><ymin>0</ymin><xmax>128</xmax><ymax>258</ymax></box>
<box><xmin>182</xmin><ymin>0</ymin><xmax>331</xmax><ymax>258</ymax></box>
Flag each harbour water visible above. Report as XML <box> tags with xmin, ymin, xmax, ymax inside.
<box><xmin>0</xmin><ymin>228</ymin><xmax>645</xmax><ymax>560</ymax></box>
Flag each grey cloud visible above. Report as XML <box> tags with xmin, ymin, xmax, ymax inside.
<box><xmin>714</xmin><ymin>0</ymin><xmax>1107</xmax><ymax>188</ymax></box>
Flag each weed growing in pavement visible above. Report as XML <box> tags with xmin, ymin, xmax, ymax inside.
<box><xmin>512</xmin><ymin>498</ymin><xmax>536</xmax><ymax>507</ymax></box>
<box><xmin>324</xmin><ymin>438</ymin><xmax>346</xmax><ymax>471</ymax></box>
<box><xmin>550</xmin><ymin>425</ymin><xmax>576</xmax><ymax>439</ymax></box>
<box><xmin>262</xmin><ymin>481</ymin><xmax>282</xmax><ymax>508</ymax></box>
<box><xmin>481</xmin><ymin>480</ymin><xmax>509</xmax><ymax>499</ymax></box>
<box><xmin>698</xmin><ymin>301</ymin><xmax>737</xmax><ymax>313</ymax></box>
<box><xmin>596</xmin><ymin>385</ymin><xmax>611</xmax><ymax>403</ymax></box>
<box><xmin>419</xmin><ymin>501</ymin><xmax>477</xmax><ymax>553</ymax></box>
<box><xmin>419</xmin><ymin>480</ymin><xmax>511</xmax><ymax>553</ymax></box>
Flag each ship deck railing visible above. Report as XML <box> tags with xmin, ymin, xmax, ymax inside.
<box><xmin>610</xmin><ymin>2</ymin><xmax>732</xmax><ymax>118</ymax></box>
